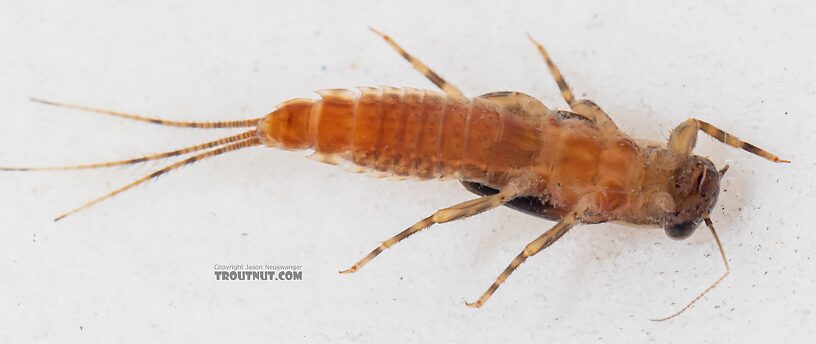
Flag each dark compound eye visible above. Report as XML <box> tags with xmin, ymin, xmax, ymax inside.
<box><xmin>664</xmin><ymin>219</ymin><xmax>700</xmax><ymax>240</ymax></box>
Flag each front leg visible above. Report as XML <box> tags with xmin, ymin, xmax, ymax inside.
<box><xmin>667</xmin><ymin>118</ymin><xmax>789</xmax><ymax>163</ymax></box>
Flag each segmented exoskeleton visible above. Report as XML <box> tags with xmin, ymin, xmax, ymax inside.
<box><xmin>1</xmin><ymin>28</ymin><xmax>788</xmax><ymax>320</ymax></box>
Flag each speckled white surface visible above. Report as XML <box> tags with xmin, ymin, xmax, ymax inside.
<box><xmin>1</xmin><ymin>1</ymin><xmax>814</xmax><ymax>343</ymax></box>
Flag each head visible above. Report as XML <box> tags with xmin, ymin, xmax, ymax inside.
<box><xmin>662</xmin><ymin>156</ymin><xmax>722</xmax><ymax>240</ymax></box>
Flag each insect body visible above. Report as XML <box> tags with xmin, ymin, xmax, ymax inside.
<box><xmin>1</xmin><ymin>28</ymin><xmax>788</xmax><ymax>320</ymax></box>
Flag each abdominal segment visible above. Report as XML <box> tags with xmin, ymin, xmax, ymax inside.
<box><xmin>259</xmin><ymin>87</ymin><xmax>641</xmax><ymax>216</ymax></box>
<box><xmin>258</xmin><ymin>87</ymin><xmax>546</xmax><ymax>184</ymax></box>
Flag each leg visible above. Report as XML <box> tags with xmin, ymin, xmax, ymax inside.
<box><xmin>527</xmin><ymin>35</ymin><xmax>576</xmax><ymax>106</ymax></box>
<box><xmin>526</xmin><ymin>36</ymin><xmax>618</xmax><ymax>131</ymax></box>
<box><xmin>369</xmin><ymin>27</ymin><xmax>465</xmax><ymax>98</ymax></box>
<box><xmin>570</xmin><ymin>100</ymin><xmax>619</xmax><ymax>131</ymax></box>
<box><xmin>340</xmin><ymin>185</ymin><xmax>521</xmax><ymax>274</ymax></box>
<box><xmin>30</xmin><ymin>98</ymin><xmax>262</xmax><ymax>128</ymax></box>
<box><xmin>668</xmin><ymin>118</ymin><xmax>789</xmax><ymax>163</ymax></box>
<box><xmin>652</xmin><ymin>218</ymin><xmax>730</xmax><ymax>321</ymax></box>
<box><xmin>466</xmin><ymin>199</ymin><xmax>588</xmax><ymax>308</ymax></box>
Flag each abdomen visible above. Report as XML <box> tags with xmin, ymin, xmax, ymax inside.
<box><xmin>257</xmin><ymin>87</ymin><xmax>543</xmax><ymax>184</ymax></box>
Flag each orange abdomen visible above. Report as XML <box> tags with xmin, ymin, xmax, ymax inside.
<box><xmin>258</xmin><ymin>87</ymin><xmax>543</xmax><ymax>182</ymax></box>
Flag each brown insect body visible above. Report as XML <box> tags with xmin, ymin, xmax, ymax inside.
<box><xmin>3</xmin><ymin>29</ymin><xmax>788</xmax><ymax>320</ymax></box>
<box><xmin>259</xmin><ymin>86</ymin><xmax>682</xmax><ymax>229</ymax></box>
<box><xmin>260</xmin><ymin>87</ymin><xmax>546</xmax><ymax>185</ymax></box>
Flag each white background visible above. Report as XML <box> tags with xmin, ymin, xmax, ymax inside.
<box><xmin>1</xmin><ymin>1</ymin><xmax>814</xmax><ymax>343</ymax></box>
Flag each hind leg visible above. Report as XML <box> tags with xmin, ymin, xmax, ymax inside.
<box><xmin>369</xmin><ymin>27</ymin><xmax>465</xmax><ymax>98</ymax></box>
<box><xmin>527</xmin><ymin>35</ymin><xmax>618</xmax><ymax>131</ymax></box>
<box><xmin>340</xmin><ymin>185</ymin><xmax>521</xmax><ymax>274</ymax></box>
